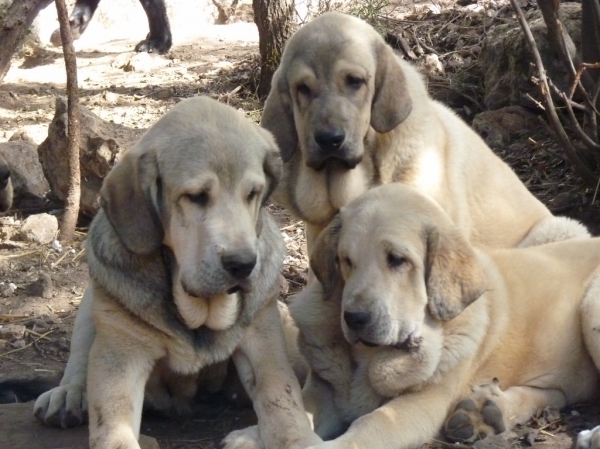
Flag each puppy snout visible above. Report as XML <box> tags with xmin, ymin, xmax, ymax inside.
<box><xmin>344</xmin><ymin>311</ymin><xmax>372</xmax><ymax>331</ymax></box>
<box><xmin>314</xmin><ymin>128</ymin><xmax>345</xmax><ymax>152</ymax></box>
<box><xmin>221</xmin><ymin>250</ymin><xmax>257</xmax><ymax>280</ymax></box>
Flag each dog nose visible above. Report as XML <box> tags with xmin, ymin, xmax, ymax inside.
<box><xmin>314</xmin><ymin>128</ymin><xmax>345</xmax><ymax>152</ymax></box>
<box><xmin>221</xmin><ymin>250</ymin><xmax>257</xmax><ymax>280</ymax></box>
<box><xmin>344</xmin><ymin>311</ymin><xmax>372</xmax><ymax>331</ymax></box>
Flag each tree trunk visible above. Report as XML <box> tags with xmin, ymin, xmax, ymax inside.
<box><xmin>253</xmin><ymin>0</ymin><xmax>296</xmax><ymax>98</ymax></box>
<box><xmin>0</xmin><ymin>0</ymin><xmax>52</xmax><ymax>83</ymax></box>
<box><xmin>55</xmin><ymin>0</ymin><xmax>81</xmax><ymax>243</ymax></box>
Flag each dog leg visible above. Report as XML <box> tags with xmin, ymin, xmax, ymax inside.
<box><xmin>134</xmin><ymin>0</ymin><xmax>172</xmax><ymax>54</ymax></box>
<box><xmin>443</xmin><ymin>380</ymin><xmax>567</xmax><ymax>443</ymax></box>
<box><xmin>518</xmin><ymin>216</ymin><xmax>590</xmax><ymax>248</ymax></box>
<box><xmin>305</xmin><ymin>364</ymin><xmax>469</xmax><ymax>449</ymax></box>
<box><xmin>87</xmin><ymin>294</ymin><xmax>165</xmax><ymax>449</ymax></box>
<box><xmin>34</xmin><ymin>286</ymin><xmax>95</xmax><ymax>428</ymax></box>
<box><xmin>225</xmin><ymin>297</ymin><xmax>322</xmax><ymax>449</ymax></box>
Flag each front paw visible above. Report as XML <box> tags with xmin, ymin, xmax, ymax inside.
<box><xmin>577</xmin><ymin>426</ymin><xmax>600</xmax><ymax>449</ymax></box>
<box><xmin>89</xmin><ymin>427</ymin><xmax>140</xmax><ymax>449</ymax></box>
<box><xmin>443</xmin><ymin>381</ymin><xmax>506</xmax><ymax>443</ymax></box>
<box><xmin>33</xmin><ymin>383</ymin><xmax>87</xmax><ymax>428</ymax></box>
<box><xmin>134</xmin><ymin>35</ymin><xmax>172</xmax><ymax>54</ymax></box>
<box><xmin>222</xmin><ymin>425</ymin><xmax>264</xmax><ymax>449</ymax></box>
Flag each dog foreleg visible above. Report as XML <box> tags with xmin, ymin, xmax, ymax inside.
<box><xmin>134</xmin><ymin>0</ymin><xmax>172</xmax><ymax>54</ymax></box>
<box><xmin>230</xmin><ymin>297</ymin><xmax>323</xmax><ymax>449</ymax></box>
<box><xmin>305</xmin><ymin>364</ymin><xmax>469</xmax><ymax>449</ymax></box>
<box><xmin>34</xmin><ymin>286</ymin><xmax>95</xmax><ymax>428</ymax></box>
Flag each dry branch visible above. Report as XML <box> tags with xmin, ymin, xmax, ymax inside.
<box><xmin>509</xmin><ymin>0</ymin><xmax>598</xmax><ymax>186</ymax></box>
<box><xmin>55</xmin><ymin>0</ymin><xmax>82</xmax><ymax>242</ymax></box>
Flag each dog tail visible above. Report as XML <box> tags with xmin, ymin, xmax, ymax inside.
<box><xmin>0</xmin><ymin>377</ymin><xmax>59</xmax><ymax>404</ymax></box>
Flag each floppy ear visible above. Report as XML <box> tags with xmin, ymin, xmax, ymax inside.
<box><xmin>425</xmin><ymin>226</ymin><xmax>486</xmax><ymax>321</ymax></box>
<box><xmin>259</xmin><ymin>129</ymin><xmax>283</xmax><ymax>205</ymax></box>
<box><xmin>309</xmin><ymin>215</ymin><xmax>343</xmax><ymax>299</ymax></box>
<box><xmin>100</xmin><ymin>148</ymin><xmax>163</xmax><ymax>255</ymax></box>
<box><xmin>371</xmin><ymin>44</ymin><xmax>413</xmax><ymax>133</ymax></box>
<box><xmin>260</xmin><ymin>68</ymin><xmax>298</xmax><ymax>163</ymax></box>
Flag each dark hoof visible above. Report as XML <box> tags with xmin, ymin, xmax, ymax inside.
<box><xmin>134</xmin><ymin>37</ymin><xmax>172</xmax><ymax>54</ymax></box>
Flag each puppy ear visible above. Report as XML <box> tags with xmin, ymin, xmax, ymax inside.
<box><xmin>309</xmin><ymin>215</ymin><xmax>343</xmax><ymax>299</ymax></box>
<box><xmin>259</xmin><ymin>129</ymin><xmax>283</xmax><ymax>205</ymax></box>
<box><xmin>425</xmin><ymin>227</ymin><xmax>486</xmax><ymax>321</ymax></box>
<box><xmin>261</xmin><ymin>68</ymin><xmax>298</xmax><ymax>163</ymax></box>
<box><xmin>371</xmin><ymin>44</ymin><xmax>413</xmax><ymax>133</ymax></box>
<box><xmin>100</xmin><ymin>148</ymin><xmax>163</xmax><ymax>255</ymax></box>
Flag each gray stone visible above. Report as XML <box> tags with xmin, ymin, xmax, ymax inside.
<box><xmin>37</xmin><ymin>97</ymin><xmax>145</xmax><ymax>216</ymax></box>
<box><xmin>0</xmin><ymin>324</ymin><xmax>26</xmax><ymax>342</ymax></box>
<box><xmin>479</xmin><ymin>3</ymin><xmax>581</xmax><ymax>110</ymax></box>
<box><xmin>28</xmin><ymin>273</ymin><xmax>54</xmax><ymax>299</ymax></box>
<box><xmin>20</xmin><ymin>213</ymin><xmax>58</xmax><ymax>244</ymax></box>
<box><xmin>0</xmin><ymin>141</ymin><xmax>50</xmax><ymax>209</ymax></box>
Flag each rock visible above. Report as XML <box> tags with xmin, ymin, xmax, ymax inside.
<box><xmin>20</xmin><ymin>213</ymin><xmax>58</xmax><ymax>244</ymax></box>
<box><xmin>8</xmin><ymin>129</ymin><xmax>36</xmax><ymax>144</ymax></box>
<box><xmin>479</xmin><ymin>3</ymin><xmax>581</xmax><ymax>110</ymax></box>
<box><xmin>416</xmin><ymin>54</ymin><xmax>445</xmax><ymax>77</ymax></box>
<box><xmin>0</xmin><ymin>142</ymin><xmax>50</xmax><ymax>210</ymax></box>
<box><xmin>0</xmin><ymin>324</ymin><xmax>26</xmax><ymax>342</ymax></box>
<box><xmin>37</xmin><ymin>97</ymin><xmax>145</xmax><ymax>216</ymax></box>
<box><xmin>122</xmin><ymin>52</ymin><xmax>171</xmax><ymax>72</ymax></box>
<box><xmin>472</xmin><ymin>106</ymin><xmax>539</xmax><ymax>150</ymax></box>
<box><xmin>0</xmin><ymin>402</ymin><xmax>159</xmax><ymax>449</ymax></box>
<box><xmin>10</xmin><ymin>339</ymin><xmax>27</xmax><ymax>349</ymax></box>
<box><xmin>28</xmin><ymin>273</ymin><xmax>53</xmax><ymax>299</ymax></box>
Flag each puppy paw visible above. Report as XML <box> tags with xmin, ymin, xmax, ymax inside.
<box><xmin>577</xmin><ymin>426</ymin><xmax>600</xmax><ymax>449</ymax></box>
<box><xmin>444</xmin><ymin>381</ymin><xmax>507</xmax><ymax>443</ymax></box>
<box><xmin>221</xmin><ymin>425</ymin><xmax>264</xmax><ymax>449</ymax></box>
<box><xmin>33</xmin><ymin>383</ymin><xmax>87</xmax><ymax>428</ymax></box>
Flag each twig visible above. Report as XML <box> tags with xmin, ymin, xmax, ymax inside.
<box><xmin>51</xmin><ymin>249</ymin><xmax>70</xmax><ymax>268</ymax></box>
<box><xmin>510</xmin><ymin>0</ymin><xmax>597</xmax><ymax>186</ymax></box>
<box><xmin>592</xmin><ymin>175</ymin><xmax>600</xmax><ymax>205</ymax></box>
<box><xmin>72</xmin><ymin>247</ymin><xmax>86</xmax><ymax>262</ymax></box>
<box><xmin>0</xmin><ymin>328</ymin><xmax>55</xmax><ymax>358</ymax></box>
<box><xmin>0</xmin><ymin>313</ymin><xmax>31</xmax><ymax>321</ymax></box>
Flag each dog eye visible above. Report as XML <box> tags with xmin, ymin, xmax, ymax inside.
<box><xmin>346</xmin><ymin>75</ymin><xmax>365</xmax><ymax>90</ymax></box>
<box><xmin>297</xmin><ymin>83</ymin><xmax>311</xmax><ymax>97</ymax></box>
<box><xmin>247</xmin><ymin>189</ymin><xmax>260</xmax><ymax>203</ymax></box>
<box><xmin>342</xmin><ymin>256</ymin><xmax>353</xmax><ymax>269</ymax></box>
<box><xmin>186</xmin><ymin>191</ymin><xmax>210</xmax><ymax>207</ymax></box>
<box><xmin>387</xmin><ymin>252</ymin><xmax>407</xmax><ymax>269</ymax></box>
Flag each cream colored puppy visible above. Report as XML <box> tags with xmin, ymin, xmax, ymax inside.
<box><xmin>262</xmin><ymin>12</ymin><xmax>588</xmax><ymax>249</ymax></box>
<box><xmin>224</xmin><ymin>183</ymin><xmax>600</xmax><ymax>449</ymax></box>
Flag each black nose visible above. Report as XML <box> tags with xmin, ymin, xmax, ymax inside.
<box><xmin>344</xmin><ymin>311</ymin><xmax>372</xmax><ymax>331</ymax></box>
<box><xmin>221</xmin><ymin>251</ymin><xmax>257</xmax><ymax>280</ymax></box>
<box><xmin>314</xmin><ymin>128</ymin><xmax>345</xmax><ymax>152</ymax></box>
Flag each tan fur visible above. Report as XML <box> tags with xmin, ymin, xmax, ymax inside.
<box><xmin>32</xmin><ymin>97</ymin><xmax>320</xmax><ymax>449</ymax></box>
<box><xmin>262</xmin><ymin>12</ymin><xmax>588</xmax><ymax>249</ymax></box>
<box><xmin>285</xmin><ymin>183</ymin><xmax>600</xmax><ymax>449</ymax></box>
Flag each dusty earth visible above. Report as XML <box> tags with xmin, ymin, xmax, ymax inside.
<box><xmin>0</xmin><ymin>2</ymin><xmax>599</xmax><ymax>449</ymax></box>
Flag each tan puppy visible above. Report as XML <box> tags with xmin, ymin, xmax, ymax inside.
<box><xmin>262</xmin><ymin>12</ymin><xmax>587</xmax><ymax>249</ymax></box>
<box><xmin>31</xmin><ymin>96</ymin><xmax>319</xmax><ymax>449</ymax></box>
<box><xmin>279</xmin><ymin>183</ymin><xmax>600</xmax><ymax>449</ymax></box>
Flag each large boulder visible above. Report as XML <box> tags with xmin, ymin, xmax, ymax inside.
<box><xmin>0</xmin><ymin>141</ymin><xmax>49</xmax><ymax>210</ymax></box>
<box><xmin>37</xmin><ymin>97</ymin><xmax>144</xmax><ymax>216</ymax></box>
<box><xmin>479</xmin><ymin>3</ymin><xmax>581</xmax><ymax>110</ymax></box>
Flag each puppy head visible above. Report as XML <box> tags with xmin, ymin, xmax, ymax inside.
<box><xmin>101</xmin><ymin>96</ymin><xmax>282</xmax><ymax>329</ymax></box>
<box><xmin>0</xmin><ymin>153</ymin><xmax>13</xmax><ymax>213</ymax></box>
<box><xmin>261</xmin><ymin>12</ymin><xmax>412</xmax><ymax>168</ymax></box>
<box><xmin>311</xmin><ymin>184</ymin><xmax>486</xmax><ymax>349</ymax></box>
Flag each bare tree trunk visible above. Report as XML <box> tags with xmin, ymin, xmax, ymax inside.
<box><xmin>253</xmin><ymin>0</ymin><xmax>296</xmax><ymax>98</ymax></box>
<box><xmin>0</xmin><ymin>0</ymin><xmax>52</xmax><ymax>83</ymax></box>
<box><xmin>55</xmin><ymin>0</ymin><xmax>81</xmax><ymax>243</ymax></box>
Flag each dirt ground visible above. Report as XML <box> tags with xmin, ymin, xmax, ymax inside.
<box><xmin>0</xmin><ymin>3</ymin><xmax>599</xmax><ymax>449</ymax></box>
